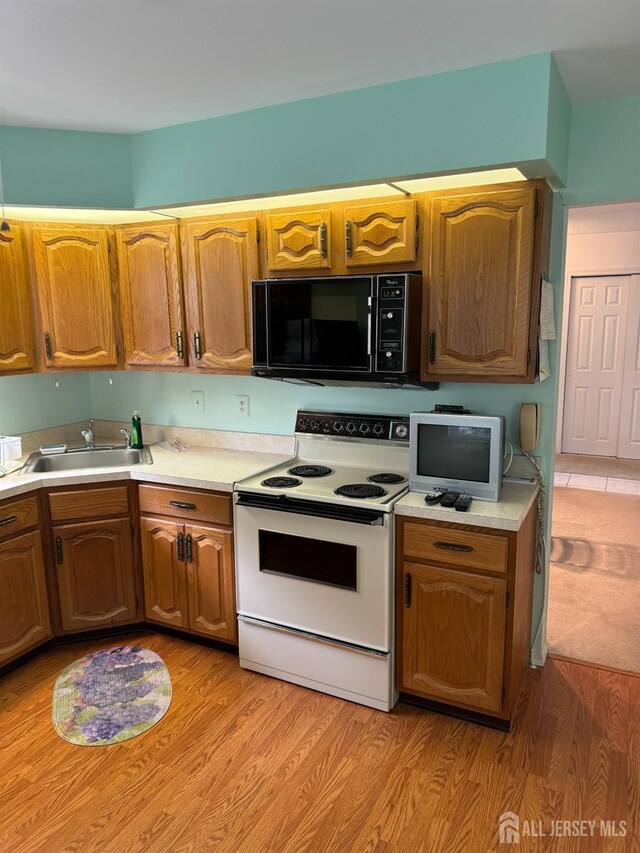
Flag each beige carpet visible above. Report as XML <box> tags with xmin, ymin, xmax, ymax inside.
<box><xmin>555</xmin><ymin>453</ymin><xmax>640</xmax><ymax>480</ymax></box>
<box><xmin>547</xmin><ymin>486</ymin><xmax>640</xmax><ymax>672</ymax></box>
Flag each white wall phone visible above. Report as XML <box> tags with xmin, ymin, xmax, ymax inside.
<box><xmin>520</xmin><ymin>403</ymin><xmax>541</xmax><ymax>452</ymax></box>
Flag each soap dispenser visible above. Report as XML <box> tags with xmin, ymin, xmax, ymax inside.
<box><xmin>131</xmin><ymin>411</ymin><xmax>143</xmax><ymax>449</ymax></box>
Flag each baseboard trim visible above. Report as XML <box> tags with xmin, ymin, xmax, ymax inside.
<box><xmin>548</xmin><ymin>652</ymin><xmax>640</xmax><ymax>679</ymax></box>
<box><xmin>399</xmin><ymin>693</ymin><xmax>511</xmax><ymax>731</ymax></box>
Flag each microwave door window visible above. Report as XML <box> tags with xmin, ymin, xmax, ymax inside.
<box><xmin>269</xmin><ymin>280</ymin><xmax>371</xmax><ymax>369</ymax></box>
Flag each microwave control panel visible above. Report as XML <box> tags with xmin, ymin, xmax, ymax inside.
<box><xmin>375</xmin><ymin>274</ymin><xmax>421</xmax><ymax>373</ymax></box>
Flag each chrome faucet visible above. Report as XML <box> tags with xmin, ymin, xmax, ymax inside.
<box><xmin>120</xmin><ymin>428</ymin><xmax>132</xmax><ymax>448</ymax></box>
<box><xmin>81</xmin><ymin>419</ymin><xmax>95</xmax><ymax>450</ymax></box>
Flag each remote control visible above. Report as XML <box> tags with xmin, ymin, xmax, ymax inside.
<box><xmin>424</xmin><ymin>489</ymin><xmax>446</xmax><ymax>505</ymax></box>
<box><xmin>454</xmin><ymin>494</ymin><xmax>472</xmax><ymax>512</ymax></box>
<box><xmin>439</xmin><ymin>490</ymin><xmax>460</xmax><ymax>508</ymax></box>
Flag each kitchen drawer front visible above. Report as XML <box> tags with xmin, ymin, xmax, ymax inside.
<box><xmin>402</xmin><ymin>521</ymin><xmax>508</xmax><ymax>574</ymax></box>
<box><xmin>139</xmin><ymin>485</ymin><xmax>232</xmax><ymax>526</ymax></box>
<box><xmin>49</xmin><ymin>486</ymin><xmax>130</xmax><ymax>522</ymax></box>
<box><xmin>0</xmin><ymin>496</ymin><xmax>40</xmax><ymax>541</ymax></box>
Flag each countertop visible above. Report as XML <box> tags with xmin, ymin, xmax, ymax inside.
<box><xmin>0</xmin><ymin>444</ymin><xmax>292</xmax><ymax>502</ymax></box>
<box><xmin>394</xmin><ymin>482</ymin><xmax>539</xmax><ymax>531</ymax></box>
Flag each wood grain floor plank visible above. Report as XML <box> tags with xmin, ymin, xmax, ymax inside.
<box><xmin>0</xmin><ymin>639</ymin><xmax>637</xmax><ymax>851</ymax></box>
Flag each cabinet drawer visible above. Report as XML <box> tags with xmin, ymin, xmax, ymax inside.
<box><xmin>139</xmin><ymin>485</ymin><xmax>232</xmax><ymax>526</ymax></box>
<box><xmin>49</xmin><ymin>486</ymin><xmax>130</xmax><ymax>522</ymax></box>
<box><xmin>0</xmin><ymin>496</ymin><xmax>40</xmax><ymax>541</ymax></box>
<box><xmin>403</xmin><ymin>521</ymin><xmax>508</xmax><ymax>574</ymax></box>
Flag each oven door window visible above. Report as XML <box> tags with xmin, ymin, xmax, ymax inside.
<box><xmin>258</xmin><ymin>530</ymin><xmax>357</xmax><ymax>590</ymax></box>
<box><xmin>267</xmin><ymin>278</ymin><xmax>372</xmax><ymax>370</ymax></box>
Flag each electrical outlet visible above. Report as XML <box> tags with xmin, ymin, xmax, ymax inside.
<box><xmin>236</xmin><ymin>395</ymin><xmax>250</xmax><ymax>417</ymax></box>
<box><xmin>191</xmin><ymin>391</ymin><xmax>205</xmax><ymax>413</ymax></box>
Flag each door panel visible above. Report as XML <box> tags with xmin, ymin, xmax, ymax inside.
<box><xmin>140</xmin><ymin>517</ymin><xmax>188</xmax><ymax>628</ymax></box>
<box><xmin>187</xmin><ymin>524</ymin><xmax>236</xmax><ymax>642</ymax></box>
<box><xmin>618</xmin><ymin>275</ymin><xmax>640</xmax><ymax>460</ymax></box>
<box><xmin>400</xmin><ymin>562</ymin><xmax>506</xmax><ymax>713</ymax></box>
<box><xmin>0</xmin><ymin>531</ymin><xmax>51</xmax><ymax>664</ymax></box>
<box><xmin>31</xmin><ymin>226</ymin><xmax>118</xmax><ymax>368</ymax></box>
<box><xmin>54</xmin><ymin>519</ymin><xmax>137</xmax><ymax>632</ymax></box>
<box><xmin>562</xmin><ymin>276</ymin><xmax>630</xmax><ymax>455</ymax></box>
<box><xmin>0</xmin><ymin>225</ymin><xmax>35</xmax><ymax>373</ymax></box>
<box><xmin>117</xmin><ymin>223</ymin><xmax>185</xmax><ymax>366</ymax></box>
<box><xmin>344</xmin><ymin>200</ymin><xmax>416</xmax><ymax>267</ymax></box>
<box><xmin>182</xmin><ymin>217</ymin><xmax>258</xmax><ymax>371</ymax></box>
<box><xmin>266</xmin><ymin>210</ymin><xmax>330</xmax><ymax>271</ymax></box>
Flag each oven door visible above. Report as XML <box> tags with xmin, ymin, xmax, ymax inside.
<box><xmin>234</xmin><ymin>494</ymin><xmax>393</xmax><ymax>652</ymax></box>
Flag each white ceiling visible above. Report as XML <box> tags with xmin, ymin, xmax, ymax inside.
<box><xmin>1</xmin><ymin>0</ymin><xmax>640</xmax><ymax>134</ymax></box>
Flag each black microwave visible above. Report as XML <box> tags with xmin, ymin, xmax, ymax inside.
<box><xmin>251</xmin><ymin>273</ymin><xmax>433</xmax><ymax>387</ymax></box>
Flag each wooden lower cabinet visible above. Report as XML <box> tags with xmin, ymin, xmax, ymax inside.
<box><xmin>140</xmin><ymin>508</ymin><xmax>237</xmax><ymax>644</ymax></box>
<box><xmin>397</xmin><ymin>506</ymin><xmax>536</xmax><ymax>723</ymax></box>
<box><xmin>0</xmin><ymin>531</ymin><xmax>51</xmax><ymax>665</ymax></box>
<box><xmin>140</xmin><ymin>517</ymin><xmax>188</xmax><ymax>628</ymax></box>
<box><xmin>54</xmin><ymin>518</ymin><xmax>138</xmax><ymax>632</ymax></box>
<box><xmin>400</xmin><ymin>562</ymin><xmax>506</xmax><ymax>713</ymax></box>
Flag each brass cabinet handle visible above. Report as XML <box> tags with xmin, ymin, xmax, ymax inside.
<box><xmin>320</xmin><ymin>222</ymin><xmax>327</xmax><ymax>258</ymax></box>
<box><xmin>429</xmin><ymin>330</ymin><xmax>436</xmax><ymax>364</ymax></box>
<box><xmin>177</xmin><ymin>532</ymin><xmax>184</xmax><ymax>562</ymax></box>
<box><xmin>0</xmin><ymin>515</ymin><xmax>17</xmax><ymax>527</ymax></box>
<box><xmin>176</xmin><ymin>330</ymin><xmax>184</xmax><ymax>359</ymax></box>
<box><xmin>434</xmin><ymin>541</ymin><xmax>473</xmax><ymax>552</ymax></box>
<box><xmin>345</xmin><ymin>220</ymin><xmax>353</xmax><ymax>257</ymax></box>
<box><xmin>170</xmin><ymin>500</ymin><xmax>196</xmax><ymax>510</ymax></box>
<box><xmin>404</xmin><ymin>572</ymin><xmax>412</xmax><ymax>607</ymax></box>
<box><xmin>194</xmin><ymin>330</ymin><xmax>202</xmax><ymax>360</ymax></box>
<box><xmin>185</xmin><ymin>533</ymin><xmax>193</xmax><ymax>564</ymax></box>
<box><xmin>55</xmin><ymin>536</ymin><xmax>63</xmax><ymax>564</ymax></box>
<box><xmin>44</xmin><ymin>331</ymin><xmax>53</xmax><ymax>360</ymax></box>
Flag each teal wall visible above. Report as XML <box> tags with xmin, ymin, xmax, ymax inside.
<box><xmin>1</xmin><ymin>126</ymin><xmax>132</xmax><ymax>209</ymax></box>
<box><xmin>0</xmin><ymin>373</ymin><xmax>91</xmax><ymax>436</ymax></box>
<box><xmin>130</xmin><ymin>53</ymin><xmax>564</xmax><ymax>208</ymax></box>
<box><xmin>566</xmin><ymin>95</ymin><xmax>640</xmax><ymax>206</ymax></box>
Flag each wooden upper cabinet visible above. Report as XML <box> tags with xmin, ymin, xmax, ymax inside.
<box><xmin>400</xmin><ymin>561</ymin><xmax>506</xmax><ymax>714</ymax></box>
<box><xmin>0</xmin><ymin>224</ymin><xmax>35</xmax><ymax>374</ymax></box>
<box><xmin>343</xmin><ymin>199</ymin><xmax>417</xmax><ymax>267</ymax></box>
<box><xmin>187</xmin><ymin>524</ymin><xmax>236</xmax><ymax>643</ymax></box>
<box><xmin>424</xmin><ymin>185</ymin><xmax>536</xmax><ymax>380</ymax></box>
<box><xmin>0</xmin><ymin>531</ymin><xmax>51</xmax><ymax>665</ymax></box>
<box><xmin>181</xmin><ymin>217</ymin><xmax>258</xmax><ymax>372</ymax></box>
<box><xmin>116</xmin><ymin>223</ymin><xmax>185</xmax><ymax>367</ymax></box>
<box><xmin>265</xmin><ymin>209</ymin><xmax>331</xmax><ymax>271</ymax></box>
<box><xmin>31</xmin><ymin>225</ymin><xmax>119</xmax><ymax>369</ymax></box>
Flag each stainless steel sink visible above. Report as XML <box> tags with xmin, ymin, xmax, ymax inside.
<box><xmin>21</xmin><ymin>445</ymin><xmax>153</xmax><ymax>474</ymax></box>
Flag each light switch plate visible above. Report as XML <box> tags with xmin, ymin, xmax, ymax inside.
<box><xmin>191</xmin><ymin>391</ymin><xmax>205</xmax><ymax>413</ymax></box>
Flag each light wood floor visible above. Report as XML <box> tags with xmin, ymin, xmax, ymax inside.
<box><xmin>1</xmin><ymin>633</ymin><xmax>638</xmax><ymax>852</ymax></box>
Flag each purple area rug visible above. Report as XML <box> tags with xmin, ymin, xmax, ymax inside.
<box><xmin>52</xmin><ymin>645</ymin><xmax>172</xmax><ymax>746</ymax></box>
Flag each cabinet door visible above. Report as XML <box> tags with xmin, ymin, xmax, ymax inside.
<box><xmin>0</xmin><ymin>224</ymin><xmax>35</xmax><ymax>374</ymax></box>
<box><xmin>54</xmin><ymin>518</ymin><xmax>137</xmax><ymax>632</ymax></box>
<box><xmin>31</xmin><ymin>225</ymin><xmax>118</xmax><ymax>368</ymax></box>
<box><xmin>400</xmin><ymin>562</ymin><xmax>506</xmax><ymax>713</ymax></box>
<box><xmin>186</xmin><ymin>524</ymin><xmax>236</xmax><ymax>642</ymax></box>
<box><xmin>343</xmin><ymin>199</ymin><xmax>417</xmax><ymax>267</ymax></box>
<box><xmin>265</xmin><ymin>209</ymin><xmax>330</xmax><ymax>271</ymax></box>
<box><xmin>182</xmin><ymin>217</ymin><xmax>258</xmax><ymax>372</ymax></box>
<box><xmin>116</xmin><ymin>223</ymin><xmax>186</xmax><ymax>367</ymax></box>
<box><xmin>425</xmin><ymin>186</ymin><xmax>535</xmax><ymax>378</ymax></box>
<box><xmin>140</xmin><ymin>517</ymin><xmax>188</xmax><ymax>628</ymax></box>
<box><xmin>0</xmin><ymin>531</ymin><xmax>51</xmax><ymax>665</ymax></box>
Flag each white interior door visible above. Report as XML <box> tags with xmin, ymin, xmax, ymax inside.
<box><xmin>562</xmin><ymin>276</ymin><xmax>630</xmax><ymax>456</ymax></box>
<box><xmin>617</xmin><ymin>275</ymin><xmax>640</xmax><ymax>459</ymax></box>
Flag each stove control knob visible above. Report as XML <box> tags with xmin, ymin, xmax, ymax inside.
<box><xmin>395</xmin><ymin>424</ymin><xmax>408</xmax><ymax>439</ymax></box>
<box><xmin>386</xmin><ymin>312</ymin><xmax>394</xmax><ymax>319</ymax></box>
<box><xmin>373</xmin><ymin>423</ymin><xmax>384</xmax><ymax>436</ymax></box>
<box><xmin>386</xmin><ymin>351</ymin><xmax>392</xmax><ymax>358</ymax></box>
<box><xmin>359</xmin><ymin>423</ymin><xmax>370</xmax><ymax>434</ymax></box>
<box><xmin>346</xmin><ymin>422</ymin><xmax>356</xmax><ymax>433</ymax></box>
<box><xmin>333</xmin><ymin>421</ymin><xmax>344</xmax><ymax>432</ymax></box>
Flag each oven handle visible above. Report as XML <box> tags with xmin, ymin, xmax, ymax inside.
<box><xmin>238</xmin><ymin>615</ymin><xmax>388</xmax><ymax>659</ymax></box>
<box><xmin>234</xmin><ymin>492</ymin><xmax>385</xmax><ymax>525</ymax></box>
